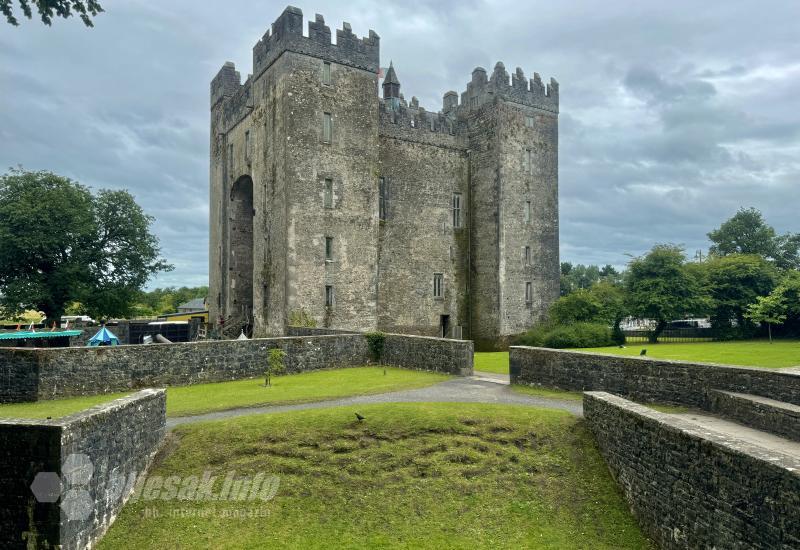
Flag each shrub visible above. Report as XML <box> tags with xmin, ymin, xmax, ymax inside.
<box><xmin>288</xmin><ymin>309</ymin><xmax>317</xmax><ymax>328</ymax></box>
<box><xmin>265</xmin><ymin>348</ymin><xmax>287</xmax><ymax>386</ymax></box>
<box><xmin>542</xmin><ymin>322</ymin><xmax>614</xmax><ymax>349</ymax></box>
<box><xmin>514</xmin><ymin>322</ymin><xmax>556</xmax><ymax>347</ymax></box>
<box><xmin>365</xmin><ymin>331</ymin><xmax>385</xmax><ymax>363</ymax></box>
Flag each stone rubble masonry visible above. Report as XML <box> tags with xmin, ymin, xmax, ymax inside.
<box><xmin>709</xmin><ymin>389</ymin><xmax>800</xmax><ymax>442</ymax></box>
<box><xmin>510</xmin><ymin>346</ymin><xmax>800</xmax><ymax>408</ymax></box>
<box><xmin>584</xmin><ymin>391</ymin><xmax>800</xmax><ymax>550</ymax></box>
<box><xmin>0</xmin><ymin>389</ymin><xmax>166</xmax><ymax>550</ymax></box>
<box><xmin>0</xmin><ymin>334</ymin><xmax>472</xmax><ymax>402</ymax></box>
<box><xmin>209</xmin><ymin>6</ymin><xmax>560</xmax><ymax>349</ymax></box>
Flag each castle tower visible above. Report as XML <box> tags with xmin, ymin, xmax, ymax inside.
<box><xmin>209</xmin><ymin>6</ymin><xmax>381</xmax><ymax>336</ymax></box>
<box><xmin>460</xmin><ymin>63</ymin><xmax>560</xmax><ymax>349</ymax></box>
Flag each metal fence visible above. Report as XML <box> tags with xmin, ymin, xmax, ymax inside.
<box><xmin>623</xmin><ymin>328</ymin><xmax>716</xmax><ymax>343</ymax></box>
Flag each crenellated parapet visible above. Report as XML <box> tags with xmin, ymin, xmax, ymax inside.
<box><xmin>458</xmin><ymin>62</ymin><xmax>558</xmax><ymax>114</ymax></box>
<box><xmin>378</xmin><ymin>98</ymin><xmax>462</xmax><ymax>149</ymax></box>
<box><xmin>252</xmin><ymin>6</ymin><xmax>380</xmax><ymax>78</ymax></box>
<box><xmin>210</xmin><ymin>61</ymin><xmax>241</xmax><ymax>109</ymax></box>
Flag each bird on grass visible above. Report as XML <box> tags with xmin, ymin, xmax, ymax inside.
<box><xmin>355</xmin><ymin>412</ymin><xmax>366</xmax><ymax>422</ymax></box>
<box><xmin>640</xmin><ymin>349</ymin><xmax>647</xmax><ymax>356</ymax></box>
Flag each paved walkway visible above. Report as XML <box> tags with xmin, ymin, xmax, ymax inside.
<box><xmin>167</xmin><ymin>371</ymin><xmax>582</xmax><ymax>428</ymax></box>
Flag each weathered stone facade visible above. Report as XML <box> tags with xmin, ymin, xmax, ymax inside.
<box><xmin>0</xmin><ymin>334</ymin><xmax>473</xmax><ymax>402</ymax></box>
<box><xmin>0</xmin><ymin>389</ymin><xmax>166</xmax><ymax>549</ymax></box>
<box><xmin>209</xmin><ymin>7</ymin><xmax>560</xmax><ymax>349</ymax></box>
<box><xmin>584</xmin><ymin>391</ymin><xmax>800</xmax><ymax>550</ymax></box>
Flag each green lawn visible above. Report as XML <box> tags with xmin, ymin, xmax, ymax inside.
<box><xmin>474</xmin><ymin>351</ymin><xmax>509</xmax><ymax>374</ymax></box>
<box><xmin>512</xmin><ymin>384</ymin><xmax>583</xmax><ymax>401</ymax></box>
<box><xmin>100</xmin><ymin>403</ymin><xmax>651</xmax><ymax>549</ymax></box>
<box><xmin>0</xmin><ymin>367</ymin><xmax>450</xmax><ymax>419</ymax></box>
<box><xmin>574</xmin><ymin>340</ymin><xmax>800</xmax><ymax>369</ymax></box>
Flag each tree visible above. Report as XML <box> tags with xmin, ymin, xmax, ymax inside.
<box><xmin>625</xmin><ymin>244</ymin><xmax>708</xmax><ymax>342</ymax></box>
<box><xmin>560</xmin><ymin>263</ymin><xmax>622</xmax><ymax>296</ymax></box>
<box><xmin>708</xmin><ymin>207</ymin><xmax>800</xmax><ymax>269</ymax></box>
<box><xmin>549</xmin><ymin>289</ymin><xmax>601</xmax><ymax>325</ymax></box>
<box><xmin>745</xmin><ymin>293</ymin><xmax>786</xmax><ymax>343</ymax></box>
<box><xmin>1</xmin><ymin>0</ymin><xmax>102</xmax><ymax>26</ymax></box>
<box><xmin>0</xmin><ymin>169</ymin><xmax>172</xmax><ymax>324</ymax></box>
<box><xmin>704</xmin><ymin>254</ymin><xmax>777</xmax><ymax>335</ymax></box>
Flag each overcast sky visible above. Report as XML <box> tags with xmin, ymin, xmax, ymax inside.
<box><xmin>2</xmin><ymin>0</ymin><xmax>799</xmax><ymax>288</ymax></box>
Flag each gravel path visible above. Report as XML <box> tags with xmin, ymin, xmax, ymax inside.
<box><xmin>167</xmin><ymin>372</ymin><xmax>583</xmax><ymax>428</ymax></box>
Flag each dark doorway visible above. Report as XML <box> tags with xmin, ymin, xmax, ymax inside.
<box><xmin>229</xmin><ymin>175</ymin><xmax>254</xmax><ymax>333</ymax></box>
<box><xmin>440</xmin><ymin>315</ymin><xmax>450</xmax><ymax>338</ymax></box>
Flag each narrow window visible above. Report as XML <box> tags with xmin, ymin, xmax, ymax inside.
<box><xmin>323</xmin><ymin>112</ymin><xmax>332</xmax><ymax>143</ymax></box>
<box><xmin>523</xmin><ymin>149</ymin><xmax>529</xmax><ymax>173</ymax></box>
<box><xmin>526</xmin><ymin>115</ymin><xmax>534</xmax><ymax>128</ymax></box>
<box><xmin>524</xmin><ymin>200</ymin><xmax>531</xmax><ymax>223</ymax></box>
<box><xmin>524</xmin><ymin>246</ymin><xmax>531</xmax><ymax>265</ymax></box>
<box><xmin>325</xmin><ymin>236</ymin><xmax>333</xmax><ymax>261</ymax></box>
<box><xmin>325</xmin><ymin>285</ymin><xmax>334</xmax><ymax>307</ymax></box>
<box><xmin>452</xmin><ymin>193</ymin><xmax>462</xmax><ymax>228</ymax></box>
<box><xmin>433</xmin><ymin>273</ymin><xmax>444</xmax><ymax>299</ymax></box>
<box><xmin>322</xmin><ymin>62</ymin><xmax>331</xmax><ymax>85</ymax></box>
<box><xmin>527</xmin><ymin>149</ymin><xmax>534</xmax><ymax>174</ymax></box>
<box><xmin>379</xmin><ymin>177</ymin><xmax>388</xmax><ymax>221</ymax></box>
<box><xmin>228</xmin><ymin>143</ymin><xmax>234</xmax><ymax>174</ymax></box>
<box><xmin>244</xmin><ymin>130</ymin><xmax>251</xmax><ymax>161</ymax></box>
<box><xmin>323</xmin><ymin>178</ymin><xmax>333</xmax><ymax>208</ymax></box>
<box><xmin>525</xmin><ymin>282</ymin><xmax>533</xmax><ymax>304</ymax></box>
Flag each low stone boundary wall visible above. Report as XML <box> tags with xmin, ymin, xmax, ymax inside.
<box><xmin>0</xmin><ymin>333</ymin><xmax>472</xmax><ymax>402</ymax></box>
<box><xmin>0</xmin><ymin>389</ymin><xmax>166</xmax><ymax>549</ymax></box>
<box><xmin>709</xmin><ymin>389</ymin><xmax>800</xmax><ymax>442</ymax></box>
<box><xmin>382</xmin><ymin>334</ymin><xmax>473</xmax><ymax>376</ymax></box>
<box><xmin>510</xmin><ymin>346</ymin><xmax>800</xmax><ymax>408</ymax></box>
<box><xmin>584</xmin><ymin>391</ymin><xmax>800</xmax><ymax>549</ymax></box>
<box><xmin>285</xmin><ymin>326</ymin><xmax>359</xmax><ymax>336</ymax></box>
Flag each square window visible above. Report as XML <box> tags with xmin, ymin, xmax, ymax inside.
<box><xmin>325</xmin><ymin>236</ymin><xmax>333</xmax><ymax>261</ymax></box>
<box><xmin>323</xmin><ymin>112</ymin><xmax>332</xmax><ymax>143</ymax></box>
<box><xmin>322</xmin><ymin>62</ymin><xmax>331</xmax><ymax>85</ymax></box>
<box><xmin>325</xmin><ymin>285</ymin><xmax>334</xmax><ymax>307</ymax></box>
<box><xmin>323</xmin><ymin>179</ymin><xmax>333</xmax><ymax>208</ymax></box>
<box><xmin>433</xmin><ymin>273</ymin><xmax>444</xmax><ymax>299</ymax></box>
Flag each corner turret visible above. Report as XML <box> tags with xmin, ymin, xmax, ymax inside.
<box><xmin>382</xmin><ymin>61</ymin><xmax>400</xmax><ymax>99</ymax></box>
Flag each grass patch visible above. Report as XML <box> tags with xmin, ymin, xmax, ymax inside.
<box><xmin>573</xmin><ymin>340</ymin><xmax>800</xmax><ymax>369</ymax></box>
<box><xmin>100</xmin><ymin>403</ymin><xmax>652</xmax><ymax>549</ymax></box>
<box><xmin>511</xmin><ymin>385</ymin><xmax>583</xmax><ymax>401</ymax></box>
<box><xmin>0</xmin><ymin>367</ymin><xmax>449</xmax><ymax>420</ymax></box>
<box><xmin>474</xmin><ymin>351</ymin><xmax>509</xmax><ymax>374</ymax></box>
<box><xmin>0</xmin><ymin>392</ymin><xmax>131</xmax><ymax>420</ymax></box>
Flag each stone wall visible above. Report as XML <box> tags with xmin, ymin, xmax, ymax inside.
<box><xmin>284</xmin><ymin>326</ymin><xmax>359</xmax><ymax>336</ymax></box>
<box><xmin>510</xmin><ymin>346</ymin><xmax>800</xmax><ymax>407</ymax></box>
<box><xmin>584</xmin><ymin>391</ymin><xmax>800</xmax><ymax>549</ymax></box>
<box><xmin>709</xmin><ymin>389</ymin><xmax>800</xmax><ymax>442</ymax></box>
<box><xmin>0</xmin><ymin>389</ymin><xmax>166</xmax><ymax>549</ymax></box>
<box><xmin>382</xmin><ymin>334</ymin><xmax>473</xmax><ymax>376</ymax></box>
<box><xmin>0</xmin><ymin>333</ymin><xmax>472</xmax><ymax>402</ymax></box>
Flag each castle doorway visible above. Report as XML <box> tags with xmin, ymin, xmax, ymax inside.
<box><xmin>440</xmin><ymin>314</ymin><xmax>450</xmax><ymax>338</ymax></box>
<box><xmin>229</xmin><ymin>175</ymin><xmax>254</xmax><ymax>332</ymax></box>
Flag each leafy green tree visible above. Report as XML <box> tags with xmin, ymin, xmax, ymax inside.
<box><xmin>1</xmin><ymin>0</ymin><xmax>102</xmax><ymax>26</ymax></box>
<box><xmin>703</xmin><ymin>254</ymin><xmax>777</xmax><ymax>335</ymax></box>
<box><xmin>708</xmin><ymin>207</ymin><xmax>800</xmax><ymax>269</ymax></box>
<box><xmin>746</xmin><ymin>293</ymin><xmax>786</xmax><ymax>343</ymax></box>
<box><xmin>0</xmin><ymin>169</ymin><xmax>171</xmax><ymax>324</ymax></box>
<box><xmin>560</xmin><ymin>263</ymin><xmax>622</xmax><ymax>296</ymax></box>
<box><xmin>550</xmin><ymin>289</ymin><xmax>600</xmax><ymax>325</ymax></box>
<box><xmin>625</xmin><ymin>244</ymin><xmax>709</xmax><ymax>342</ymax></box>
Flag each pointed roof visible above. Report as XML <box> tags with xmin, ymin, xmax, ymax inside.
<box><xmin>383</xmin><ymin>61</ymin><xmax>400</xmax><ymax>85</ymax></box>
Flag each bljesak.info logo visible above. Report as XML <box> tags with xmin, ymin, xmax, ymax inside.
<box><xmin>30</xmin><ymin>453</ymin><xmax>280</xmax><ymax>521</ymax></box>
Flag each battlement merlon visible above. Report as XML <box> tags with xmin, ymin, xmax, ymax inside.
<box><xmin>251</xmin><ymin>6</ymin><xmax>380</xmax><ymax>78</ymax></box>
<box><xmin>210</xmin><ymin>61</ymin><xmax>241</xmax><ymax>109</ymax></box>
<box><xmin>458</xmin><ymin>62</ymin><xmax>559</xmax><ymax>114</ymax></box>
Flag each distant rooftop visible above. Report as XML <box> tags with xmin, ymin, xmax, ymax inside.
<box><xmin>177</xmin><ymin>298</ymin><xmax>206</xmax><ymax>312</ymax></box>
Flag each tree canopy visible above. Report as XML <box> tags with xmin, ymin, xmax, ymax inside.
<box><xmin>0</xmin><ymin>169</ymin><xmax>171</xmax><ymax>323</ymax></box>
<box><xmin>1</xmin><ymin>0</ymin><xmax>102</xmax><ymax>26</ymax></box>
<box><xmin>708</xmin><ymin>207</ymin><xmax>800</xmax><ymax>270</ymax></box>
<box><xmin>625</xmin><ymin>244</ymin><xmax>709</xmax><ymax>341</ymax></box>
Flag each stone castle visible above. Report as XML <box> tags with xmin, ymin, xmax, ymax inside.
<box><xmin>209</xmin><ymin>6</ymin><xmax>560</xmax><ymax>349</ymax></box>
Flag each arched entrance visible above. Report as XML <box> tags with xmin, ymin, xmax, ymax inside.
<box><xmin>229</xmin><ymin>175</ymin><xmax>254</xmax><ymax>333</ymax></box>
